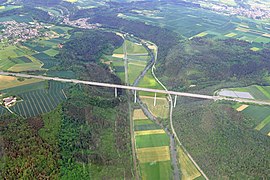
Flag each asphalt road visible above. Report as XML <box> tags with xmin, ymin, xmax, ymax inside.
<box><xmin>2</xmin><ymin>71</ymin><xmax>270</xmax><ymax>106</ymax></box>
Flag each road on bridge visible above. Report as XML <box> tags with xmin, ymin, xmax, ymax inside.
<box><xmin>1</xmin><ymin>71</ymin><xmax>270</xmax><ymax>106</ymax></box>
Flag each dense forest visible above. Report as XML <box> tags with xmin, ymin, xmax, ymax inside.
<box><xmin>0</xmin><ymin>29</ymin><xmax>132</xmax><ymax>179</ymax></box>
<box><xmin>59</xmin><ymin>30</ymin><xmax>123</xmax><ymax>63</ymax></box>
<box><xmin>172</xmin><ymin>98</ymin><xmax>270</xmax><ymax>179</ymax></box>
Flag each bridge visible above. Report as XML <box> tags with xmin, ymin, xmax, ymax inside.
<box><xmin>1</xmin><ymin>71</ymin><xmax>270</xmax><ymax>106</ymax></box>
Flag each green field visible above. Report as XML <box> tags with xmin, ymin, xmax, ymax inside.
<box><xmin>135</xmin><ymin>133</ymin><xmax>170</xmax><ymax>148</ymax></box>
<box><xmin>138</xmin><ymin>71</ymin><xmax>164</xmax><ymax>97</ymax></box>
<box><xmin>0</xmin><ymin>34</ymin><xmax>65</xmax><ymax>71</ymax></box>
<box><xmin>0</xmin><ymin>45</ymin><xmax>34</xmax><ymax>70</ymax></box>
<box><xmin>140</xmin><ymin>161</ymin><xmax>171</xmax><ymax>180</ymax></box>
<box><xmin>2</xmin><ymin>81</ymin><xmax>69</xmax><ymax>118</ymax></box>
<box><xmin>128</xmin><ymin>60</ymin><xmax>147</xmax><ymax>84</ymax></box>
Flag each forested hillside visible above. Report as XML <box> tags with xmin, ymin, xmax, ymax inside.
<box><xmin>161</xmin><ymin>38</ymin><xmax>270</xmax><ymax>92</ymax></box>
<box><xmin>172</xmin><ymin>99</ymin><xmax>270</xmax><ymax>179</ymax></box>
<box><xmin>59</xmin><ymin>30</ymin><xmax>123</xmax><ymax>63</ymax></box>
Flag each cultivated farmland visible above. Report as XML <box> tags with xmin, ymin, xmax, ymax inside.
<box><xmin>110</xmin><ymin>39</ymin><xmax>151</xmax><ymax>84</ymax></box>
<box><xmin>133</xmin><ymin>111</ymin><xmax>172</xmax><ymax>179</ymax></box>
<box><xmin>2</xmin><ymin>81</ymin><xmax>69</xmax><ymax>118</ymax></box>
<box><xmin>241</xmin><ymin>105</ymin><xmax>270</xmax><ymax>136</ymax></box>
<box><xmin>121</xmin><ymin>2</ymin><xmax>270</xmax><ymax>44</ymax></box>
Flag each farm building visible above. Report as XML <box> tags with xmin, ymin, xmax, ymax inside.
<box><xmin>3</xmin><ymin>96</ymin><xmax>17</xmax><ymax>107</ymax></box>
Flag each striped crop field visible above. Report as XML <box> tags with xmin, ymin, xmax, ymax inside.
<box><xmin>0</xmin><ymin>106</ymin><xmax>8</xmax><ymax>116</ymax></box>
<box><xmin>3</xmin><ymin>81</ymin><xmax>69</xmax><ymax>118</ymax></box>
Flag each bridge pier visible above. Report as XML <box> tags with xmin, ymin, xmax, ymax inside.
<box><xmin>115</xmin><ymin>88</ymin><xmax>118</xmax><ymax>98</ymax></box>
<box><xmin>154</xmin><ymin>93</ymin><xmax>157</xmax><ymax>106</ymax></box>
<box><xmin>174</xmin><ymin>95</ymin><xmax>177</xmax><ymax>108</ymax></box>
<box><xmin>134</xmin><ymin>90</ymin><xmax>137</xmax><ymax>103</ymax></box>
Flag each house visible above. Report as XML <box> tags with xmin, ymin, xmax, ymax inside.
<box><xmin>3</xmin><ymin>96</ymin><xmax>17</xmax><ymax>107</ymax></box>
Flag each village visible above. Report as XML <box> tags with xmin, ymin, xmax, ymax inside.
<box><xmin>0</xmin><ymin>20</ymin><xmax>59</xmax><ymax>45</ymax></box>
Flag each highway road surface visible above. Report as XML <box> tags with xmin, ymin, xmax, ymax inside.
<box><xmin>1</xmin><ymin>71</ymin><xmax>270</xmax><ymax>106</ymax></box>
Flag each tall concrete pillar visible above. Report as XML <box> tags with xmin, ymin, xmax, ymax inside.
<box><xmin>115</xmin><ymin>88</ymin><xmax>117</xmax><ymax>98</ymax></box>
<box><xmin>134</xmin><ymin>90</ymin><xmax>137</xmax><ymax>103</ymax></box>
<box><xmin>154</xmin><ymin>93</ymin><xmax>157</xmax><ymax>106</ymax></box>
<box><xmin>174</xmin><ymin>95</ymin><xmax>177</xmax><ymax>108</ymax></box>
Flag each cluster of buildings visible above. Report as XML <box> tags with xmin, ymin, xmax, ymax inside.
<box><xmin>62</xmin><ymin>17</ymin><xmax>100</xmax><ymax>29</ymax></box>
<box><xmin>206</xmin><ymin>4</ymin><xmax>270</xmax><ymax>19</ymax></box>
<box><xmin>0</xmin><ymin>20</ymin><xmax>58</xmax><ymax>44</ymax></box>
